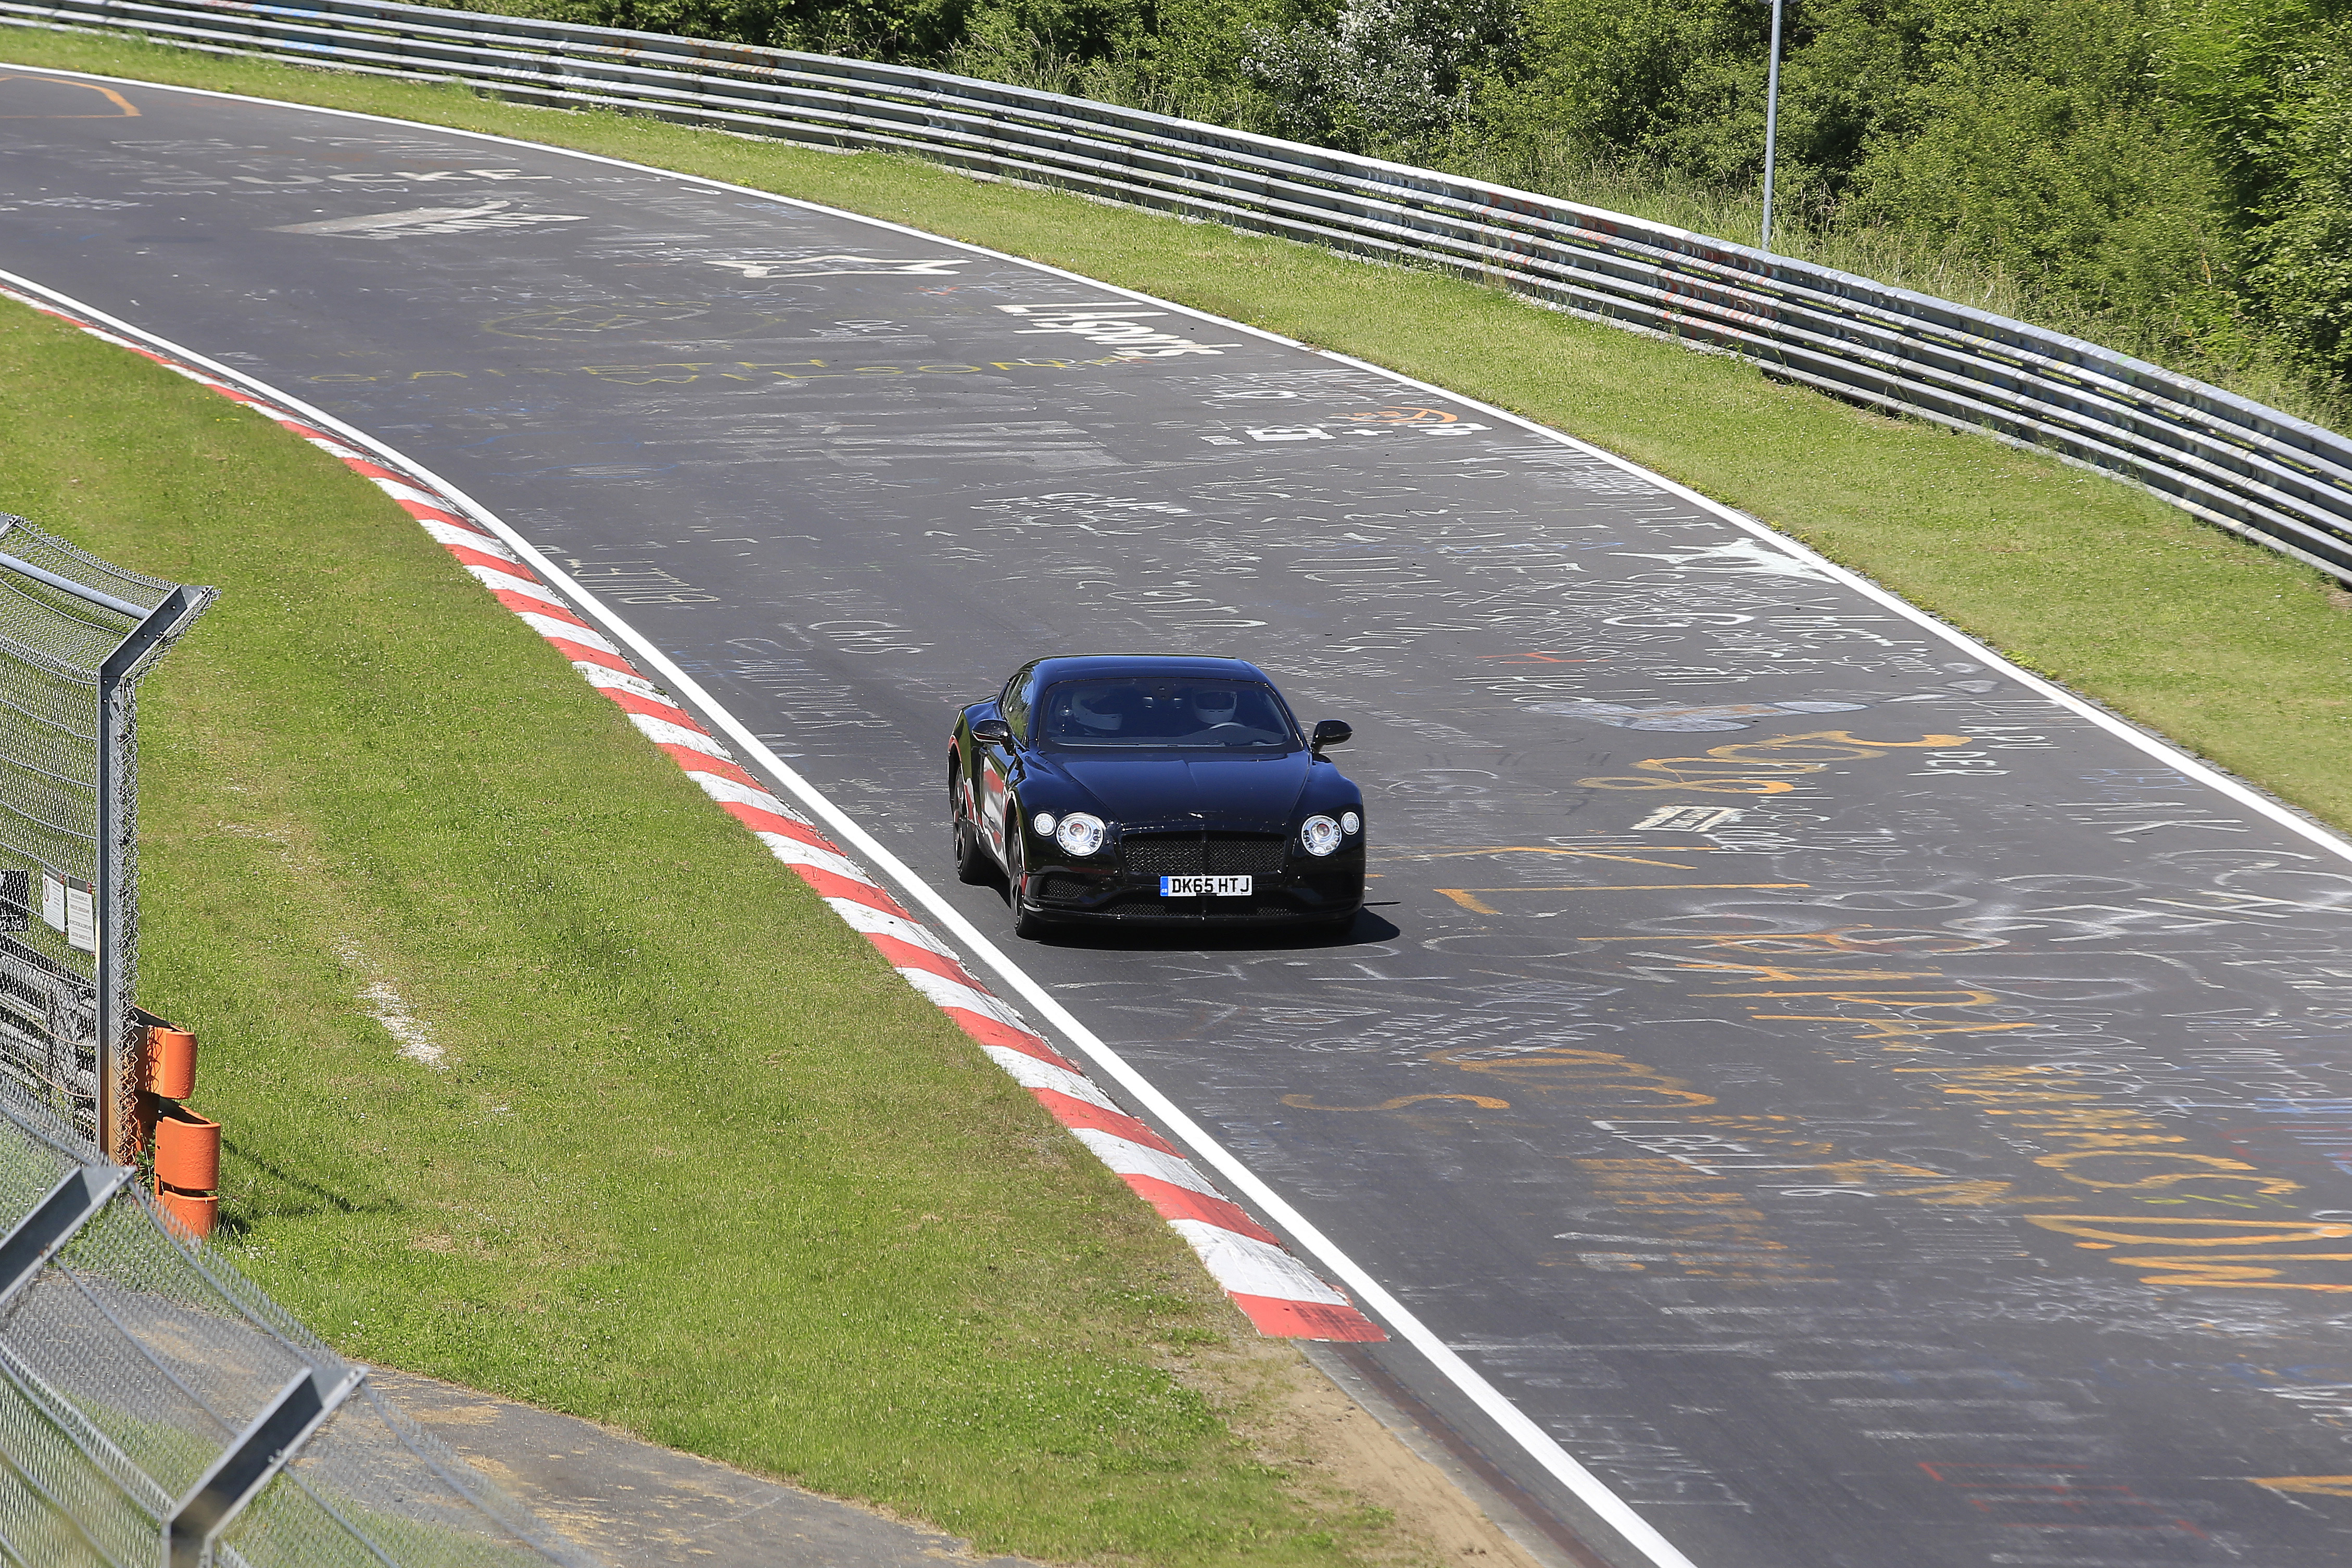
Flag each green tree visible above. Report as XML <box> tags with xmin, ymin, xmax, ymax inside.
<box><xmin>2168</xmin><ymin>0</ymin><xmax>2352</xmax><ymax>376</ymax></box>
<box><xmin>1840</xmin><ymin>0</ymin><xmax>2225</xmax><ymax>322</ymax></box>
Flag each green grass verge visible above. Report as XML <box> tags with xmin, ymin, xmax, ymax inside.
<box><xmin>0</xmin><ymin>304</ymin><xmax>1405</xmax><ymax>1567</ymax></box>
<box><xmin>3</xmin><ymin>27</ymin><xmax>2346</xmax><ymax>830</ymax></box>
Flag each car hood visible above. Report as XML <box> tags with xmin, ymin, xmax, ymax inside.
<box><xmin>1053</xmin><ymin>751</ymin><xmax>1312</xmax><ymax>830</ymax></box>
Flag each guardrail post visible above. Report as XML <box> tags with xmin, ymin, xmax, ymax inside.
<box><xmin>0</xmin><ymin>1164</ymin><xmax>130</xmax><ymax>1309</ymax></box>
<box><xmin>165</xmin><ymin>1367</ymin><xmax>364</xmax><ymax>1568</ymax></box>
<box><xmin>1759</xmin><ymin>0</ymin><xmax>1782</xmax><ymax>251</ymax></box>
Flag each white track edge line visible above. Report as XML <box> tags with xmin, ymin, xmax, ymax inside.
<box><xmin>0</xmin><ymin>255</ymin><xmax>1700</xmax><ymax>1568</ymax></box>
<box><xmin>77</xmin><ymin>47</ymin><xmax>2352</xmax><ymax>1542</ymax></box>
<box><xmin>2</xmin><ymin>53</ymin><xmax>2339</xmax><ymax>1563</ymax></box>
<box><xmin>15</xmin><ymin>56</ymin><xmax>2337</xmax><ymax>870</ymax></box>
<box><xmin>40</xmin><ymin>27</ymin><xmax>2352</xmax><ymax>1513</ymax></box>
<box><xmin>1293</xmin><ymin>352</ymin><xmax>2352</xmax><ymax>867</ymax></box>
<box><xmin>11</xmin><ymin>59</ymin><xmax>2346</xmax><ymax>867</ymax></box>
<box><xmin>2</xmin><ymin>292</ymin><xmax>1356</xmax><ymax>1320</ymax></box>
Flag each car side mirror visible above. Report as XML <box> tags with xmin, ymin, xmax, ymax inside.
<box><xmin>972</xmin><ymin>718</ymin><xmax>1014</xmax><ymax>745</ymax></box>
<box><xmin>1311</xmin><ymin>719</ymin><xmax>1352</xmax><ymax>753</ymax></box>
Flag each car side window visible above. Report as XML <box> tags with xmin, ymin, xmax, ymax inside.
<box><xmin>1000</xmin><ymin>664</ymin><xmax>1039</xmax><ymax>743</ymax></box>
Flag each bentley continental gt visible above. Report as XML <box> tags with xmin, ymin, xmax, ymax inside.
<box><xmin>950</xmin><ymin>655</ymin><xmax>1364</xmax><ymax>938</ymax></box>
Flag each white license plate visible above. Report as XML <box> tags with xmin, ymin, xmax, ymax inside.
<box><xmin>1160</xmin><ymin>875</ymin><xmax>1253</xmax><ymax>897</ymax></box>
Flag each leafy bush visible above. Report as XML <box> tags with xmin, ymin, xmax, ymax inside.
<box><xmin>2170</xmin><ymin>0</ymin><xmax>2352</xmax><ymax>380</ymax></box>
<box><xmin>1833</xmin><ymin>0</ymin><xmax>2228</xmax><ymax>336</ymax></box>
<box><xmin>1241</xmin><ymin>0</ymin><xmax>1516</xmax><ymax>152</ymax></box>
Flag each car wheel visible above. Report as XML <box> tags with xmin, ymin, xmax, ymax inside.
<box><xmin>951</xmin><ymin>771</ymin><xmax>991</xmax><ymax>885</ymax></box>
<box><xmin>1008</xmin><ymin>827</ymin><xmax>1046</xmax><ymax>940</ymax></box>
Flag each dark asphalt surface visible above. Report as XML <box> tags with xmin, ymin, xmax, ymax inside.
<box><xmin>370</xmin><ymin>1369</ymin><xmax>1045</xmax><ymax>1568</ymax></box>
<box><xmin>9</xmin><ymin>66</ymin><xmax>2352</xmax><ymax>1568</ymax></box>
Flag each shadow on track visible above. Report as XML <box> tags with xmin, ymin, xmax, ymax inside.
<box><xmin>1017</xmin><ymin>909</ymin><xmax>1403</xmax><ymax>952</ymax></box>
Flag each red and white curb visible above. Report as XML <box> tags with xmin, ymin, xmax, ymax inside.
<box><xmin>3</xmin><ymin>281</ymin><xmax>1384</xmax><ymax>1345</ymax></box>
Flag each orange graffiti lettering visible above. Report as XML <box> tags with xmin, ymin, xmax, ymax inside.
<box><xmin>1433</xmin><ymin>1047</ymin><xmax>1715</xmax><ymax>1106</ymax></box>
<box><xmin>2026</xmin><ymin>1216</ymin><xmax>2352</xmax><ymax>1247</ymax></box>
<box><xmin>1280</xmin><ymin>1092</ymin><xmax>1511</xmax><ymax>1112</ymax></box>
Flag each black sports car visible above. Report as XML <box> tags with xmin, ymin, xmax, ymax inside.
<box><xmin>950</xmin><ymin>655</ymin><xmax>1365</xmax><ymax>937</ymax></box>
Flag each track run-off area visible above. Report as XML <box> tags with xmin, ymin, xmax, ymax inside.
<box><xmin>7</xmin><ymin>65</ymin><xmax>2352</xmax><ymax>1568</ymax></box>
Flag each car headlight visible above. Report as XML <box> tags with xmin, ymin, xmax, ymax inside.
<box><xmin>1055</xmin><ymin>813</ymin><xmax>1107</xmax><ymax>856</ymax></box>
<box><xmin>1033</xmin><ymin>812</ymin><xmax>1057</xmax><ymax>835</ymax></box>
<box><xmin>1300</xmin><ymin>815</ymin><xmax>1343</xmax><ymax>857</ymax></box>
<box><xmin>1342</xmin><ymin>811</ymin><xmax>1361</xmax><ymax>836</ymax></box>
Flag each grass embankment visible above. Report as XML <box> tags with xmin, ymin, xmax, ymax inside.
<box><xmin>4</xmin><ymin>29</ymin><xmax>2347</xmax><ymax>829</ymax></box>
<box><xmin>0</xmin><ymin>312</ymin><xmax>1413</xmax><ymax>1566</ymax></box>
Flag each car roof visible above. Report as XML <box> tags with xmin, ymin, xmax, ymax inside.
<box><xmin>1028</xmin><ymin>654</ymin><xmax>1276</xmax><ymax>685</ymax></box>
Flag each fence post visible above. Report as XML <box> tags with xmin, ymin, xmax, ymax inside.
<box><xmin>92</xmin><ymin>586</ymin><xmax>211</xmax><ymax>1164</ymax></box>
<box><xmin>166</xmin><ymin>1367</ymin><xmax>365</xmax><ymax>1568</ymax></box>
<box><xmin>0</xmin><ymin>532</ymin><xmax>213</xmax><ymax>1157</ymax></box>
<box><xmin>0</xmin><ymin>1163</ymin><xmax>130</xmax><ymax>1306</ymax></box>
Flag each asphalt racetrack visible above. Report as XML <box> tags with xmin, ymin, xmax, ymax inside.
<box><xmin>9</xmin><ymin>66</ymin><xmax>2352</xmax><ymax>1568</ymax></box>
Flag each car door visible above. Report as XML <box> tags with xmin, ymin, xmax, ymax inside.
<box><xmin>978</xmin><ymin>665</ymin><xmax>1036</xmax><ymax>864</ymax></box>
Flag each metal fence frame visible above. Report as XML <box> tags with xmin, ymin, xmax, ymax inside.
<box><xmin>3</xmin><ymin>0</ymin><xmax>2349</xmax><ymax>581</ymax></box>
<box><xmin>0</xmin><ymin>521</ymin><xmax>574</xmax><ymax>1567</ymax></box>
<box><xmin>0</xmin><ymin>519</ymin><xmax>210</xmax><ymax>1162</ymax></box>
<box><xmin>90</xmin><ymin>577</ymin><xmax>209</xmax><ymax>1168</ymax></box>
<box><xmin>0</xmin><ymin>1085</ymin><xmax>580</xmax><ymax>1568</ymax></box>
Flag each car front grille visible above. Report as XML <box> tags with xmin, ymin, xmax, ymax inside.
<box><xmin>1098</xmin><ymin>890</ymin><xmax>1301</xmax><ymax>918</ymax></box>
<box><xmin>1120</xmin><ymin>831</ymin><xmax>1288</xmax><ymax>878</ymax></box>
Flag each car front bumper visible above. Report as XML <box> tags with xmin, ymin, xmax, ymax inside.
<box><xmin>1025</xmin><ymin>853</ymin><xmax>1364</xmax><ymax>924</ymax></box>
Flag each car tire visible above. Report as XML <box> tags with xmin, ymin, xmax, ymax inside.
<box><xmin>951</xmin><ymin>771</ymin><xmax>991</xmax><ymax>885</ymax></box>
<box><xmin>1008</xmin><ymin>827</ymin><xmax>1046</xmax><ymax>940</ymax></box>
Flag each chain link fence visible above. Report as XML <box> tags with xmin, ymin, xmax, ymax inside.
<box><xmin>0</xmin><ymin>515</ymin><xmax>210</xmax><ymax>1159</ymax></box>
<box><xmin>0</xmin><ymin>518</ymin><xmax>583</xmax><ymax>1567</ymax></box>
<box><xmin>0</xmin><ymin>1089</ymin><xmax>584</xmax><ymax>1568</ymax></box>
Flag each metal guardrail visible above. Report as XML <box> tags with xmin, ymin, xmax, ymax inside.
<box><xmin>2</xmin><ymin>0</ymin><xmax>2350</xmax><ymax>581</ymax></box>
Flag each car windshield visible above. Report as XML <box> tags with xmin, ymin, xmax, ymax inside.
<box><xmin>1038</xmin><ymin>677</ymin><xmax>1300</xmax><ymax>750</ymax></box>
